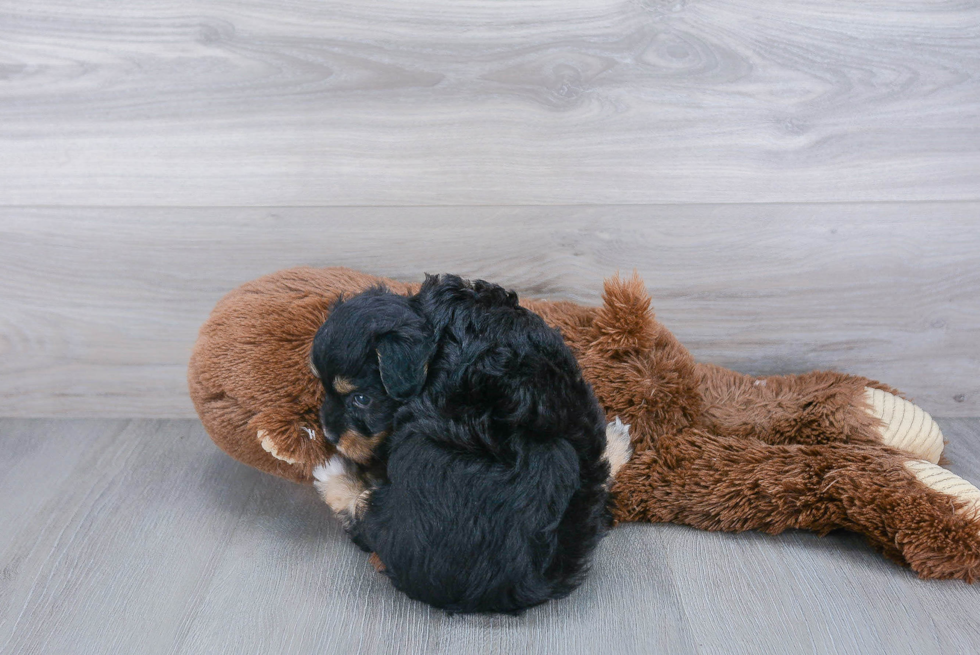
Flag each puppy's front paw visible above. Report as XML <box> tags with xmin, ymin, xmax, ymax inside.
<box><xmin>368</xmin><ymin>552</ymin><xmax>387</xmax><ymax>573</ymax></box>
<box><xmin>313</xmin><ymin>456</ymin><xmax>347</xmax><ymax>482</ymax></box>
<box><xmin>604</xmin><ymin>417</ymin><xmax>633</xmax><ymax>479</ymax></box>
<box><xmin>314</xmin><ymin>456</ymin><xmax>368</xmax><ymax>519</ymax></box>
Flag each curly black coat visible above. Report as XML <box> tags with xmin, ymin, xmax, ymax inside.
<box><xmin>314</xmin><ymin>274</ymin><xmax>612</xmax><ymax>614</ymax></box>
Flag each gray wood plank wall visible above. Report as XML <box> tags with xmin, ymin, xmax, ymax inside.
<box><xmin>2</xmin><ymin>0</ymin><xmax>979</xmax><ymax>206</ymax></box>
<box><xmin>1</xmin><ymin>0</ymin><xmax>978</xmax><ymax>418</ymax></box>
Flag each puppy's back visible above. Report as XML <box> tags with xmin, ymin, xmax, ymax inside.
<box><xmin>362</xmin><ymin>423</ymin><xmax>594</xmax><ymax>613</ymax></box>
<box><xmin>357</xmin><ymin>275</ymin><xmax>612</xmax><ymax>613</ymax></box>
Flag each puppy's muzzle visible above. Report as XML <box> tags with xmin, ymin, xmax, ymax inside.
<box><xmin>321</xmin><ymin>424</ymin><xmax>340</xmax><ymax>445</ymax></box>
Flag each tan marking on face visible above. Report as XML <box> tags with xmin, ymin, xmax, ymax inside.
<box><xmin>333</xmin><ymin>377</ymin><xmax>356</xmax><ymax>394</ymax></box>
<box><xmin>337</xmin><ymin>429</ymin><xmax>389</xmax><ymax>465</ymax></box>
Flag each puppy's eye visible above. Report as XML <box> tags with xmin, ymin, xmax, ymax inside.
<box><xmin>351</xmin><ymin>393</ymin><xmax>372</xmax><ymax>409</ymax></box>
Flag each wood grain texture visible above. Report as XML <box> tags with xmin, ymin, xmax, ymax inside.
<box><xmin>2</xmin><ymin>418</ymin><xmax>980</xmax><ymax>654</ymax></box>
<box><xmin>1</xmin><ymin>204</ymin><xmax>977</xmax><ymax>418</ymax></box>
<box><xmin>1</xmin><ymin>0</ymin><xmax>978</xmax><ymax>205</ymax></box>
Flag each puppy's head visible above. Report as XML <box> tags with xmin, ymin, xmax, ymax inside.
<box><xmin>311</xmin><ymin>287</ymin><xmax>436</xmax><ymax>465</ymax></box>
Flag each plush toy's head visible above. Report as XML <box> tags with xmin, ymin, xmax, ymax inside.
<box><xmin>188</xmin><ymin>267</ymin><xmax>419</xmax><ymax>483</ymax></box>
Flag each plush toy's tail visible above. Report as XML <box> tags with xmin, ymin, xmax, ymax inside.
<box><xmin>589</xmin><ymin>272</ymin><xmax>659</xmax><ymax>353</ymax></box>
<box><xmin>578</xmin><ymin>273</ymin><xmax>703</xmax><ymax>454</ymax></box>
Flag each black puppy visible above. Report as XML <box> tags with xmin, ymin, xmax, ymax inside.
<box><xmin>311</xmin><ymin>275</ymin><xmax>630</xmax><ymax>613</ymax></box>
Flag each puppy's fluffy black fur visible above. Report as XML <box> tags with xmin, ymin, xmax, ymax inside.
<box><xmin>313</xmin><ymin>275</ymin><xmax>612</xmax><ymax>614</ymax></box>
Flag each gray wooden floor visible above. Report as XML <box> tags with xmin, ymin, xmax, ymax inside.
<box><xmin>2</xmin><ymin>417</ymin><xmax>980</xmax><ymax>655</ymax></box>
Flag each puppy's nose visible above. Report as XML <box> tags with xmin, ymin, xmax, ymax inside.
<box><xmin>321</xmin><ymin>424</ymin><xmax>340</xmax><ymax>445</ymax></box>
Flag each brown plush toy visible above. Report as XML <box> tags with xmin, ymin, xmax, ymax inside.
<box><xmin>188</xmin><ymin>267</ymin><xmax>980</xmax><ymax>582</ymax></box>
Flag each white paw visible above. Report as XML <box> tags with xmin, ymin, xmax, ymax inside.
<box><xmin>257</xmin><ymin>429</ymin><xmax>300</xmax><ymax>465</ymax></box>
<box><xmin>313</xmin><ymin>456</ymin><xmax>346</xmax><ymax>482</ymax></box>
<box><xmin>604</xmin><ymin>417</ymin><xmax>633</xmax><ymax>479</ymax></box>
<box><xmin>313</xmin><ymin>457</ymin><xmax>368</xmax><ymax>517</ymax></box>
<box><xmin>865</xmin><ymin>388</ymin><xmax>944</xmax><ymax>464</ymax></box>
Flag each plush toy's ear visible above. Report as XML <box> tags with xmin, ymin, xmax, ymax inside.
<box><xmin>376</xmin><ymin>331</ymin><xmax>436</xmax><ymax>401</ymax></box>
<box><xmin>592</xmin><ymin>271</ymin><xmax>657</xmax><ymax>353</ymax></box>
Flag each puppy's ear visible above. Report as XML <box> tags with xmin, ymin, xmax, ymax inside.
<box><xmin>376</xmin><ymin>332</ymin><xmax>435</xmax><ymax>401</ymax></box>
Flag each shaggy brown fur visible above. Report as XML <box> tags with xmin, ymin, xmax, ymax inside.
<box><xmin>188</xmin><ymin>267</ymin><xmax>980</xmax><ymax>582</ymax></box>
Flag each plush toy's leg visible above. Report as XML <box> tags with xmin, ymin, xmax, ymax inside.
<box><xmin>613</xmin><ymin>430</ymin><xmax>980</xmax><ymax>581</ymax></box>
<box><xmin>694</xmin><ymin>364</ymin><xmax>944</xmax><ymax>463</ymax></box>
<box><xmin>536</xmin><ymin>279</ymin><xmax>942</xmax><ymax>464</ymax></box>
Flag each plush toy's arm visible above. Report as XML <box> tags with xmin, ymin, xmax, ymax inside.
<box><xmin>613</xmin><ymin>428</ymin><xmax>980</xmax><ymax>582</ymax></box>
<box><xmin>604</xmin><ymin>418</ymin><xmax>633</xmax><ymax>480</ymax></box>
<box><xmin>694</xmin><ymin>364</ymin><xmax>945</xmax><ymax>463</ymax></box>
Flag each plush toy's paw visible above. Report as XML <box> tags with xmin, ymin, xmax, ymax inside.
<box><xmin>898</xmin><ymin>458</ymin><xmax>980</xmax><ymax>581</ymax></box>
<box><xmin>864</xmin><ymin>388</ymin><xmax>944</xmax><ymax>464</ymax></box>
<box><xmin>254</xmin><ymin>420</ymin><xmax>327</xmax><ymax>470</ymax></box>
<box><xmin>258</xmin><ymin>429</ymin><xmax>301</xmax><ymax>465</ymax></box>
<box><xmin>604</xmin><ymin>417</ymin><xmax>633</xmax><ymax>479</ymax></box>
<box><xmin>905</xmin><ymin>459</ymin><xmax>980</xmax><ymax>525</ymax></box>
